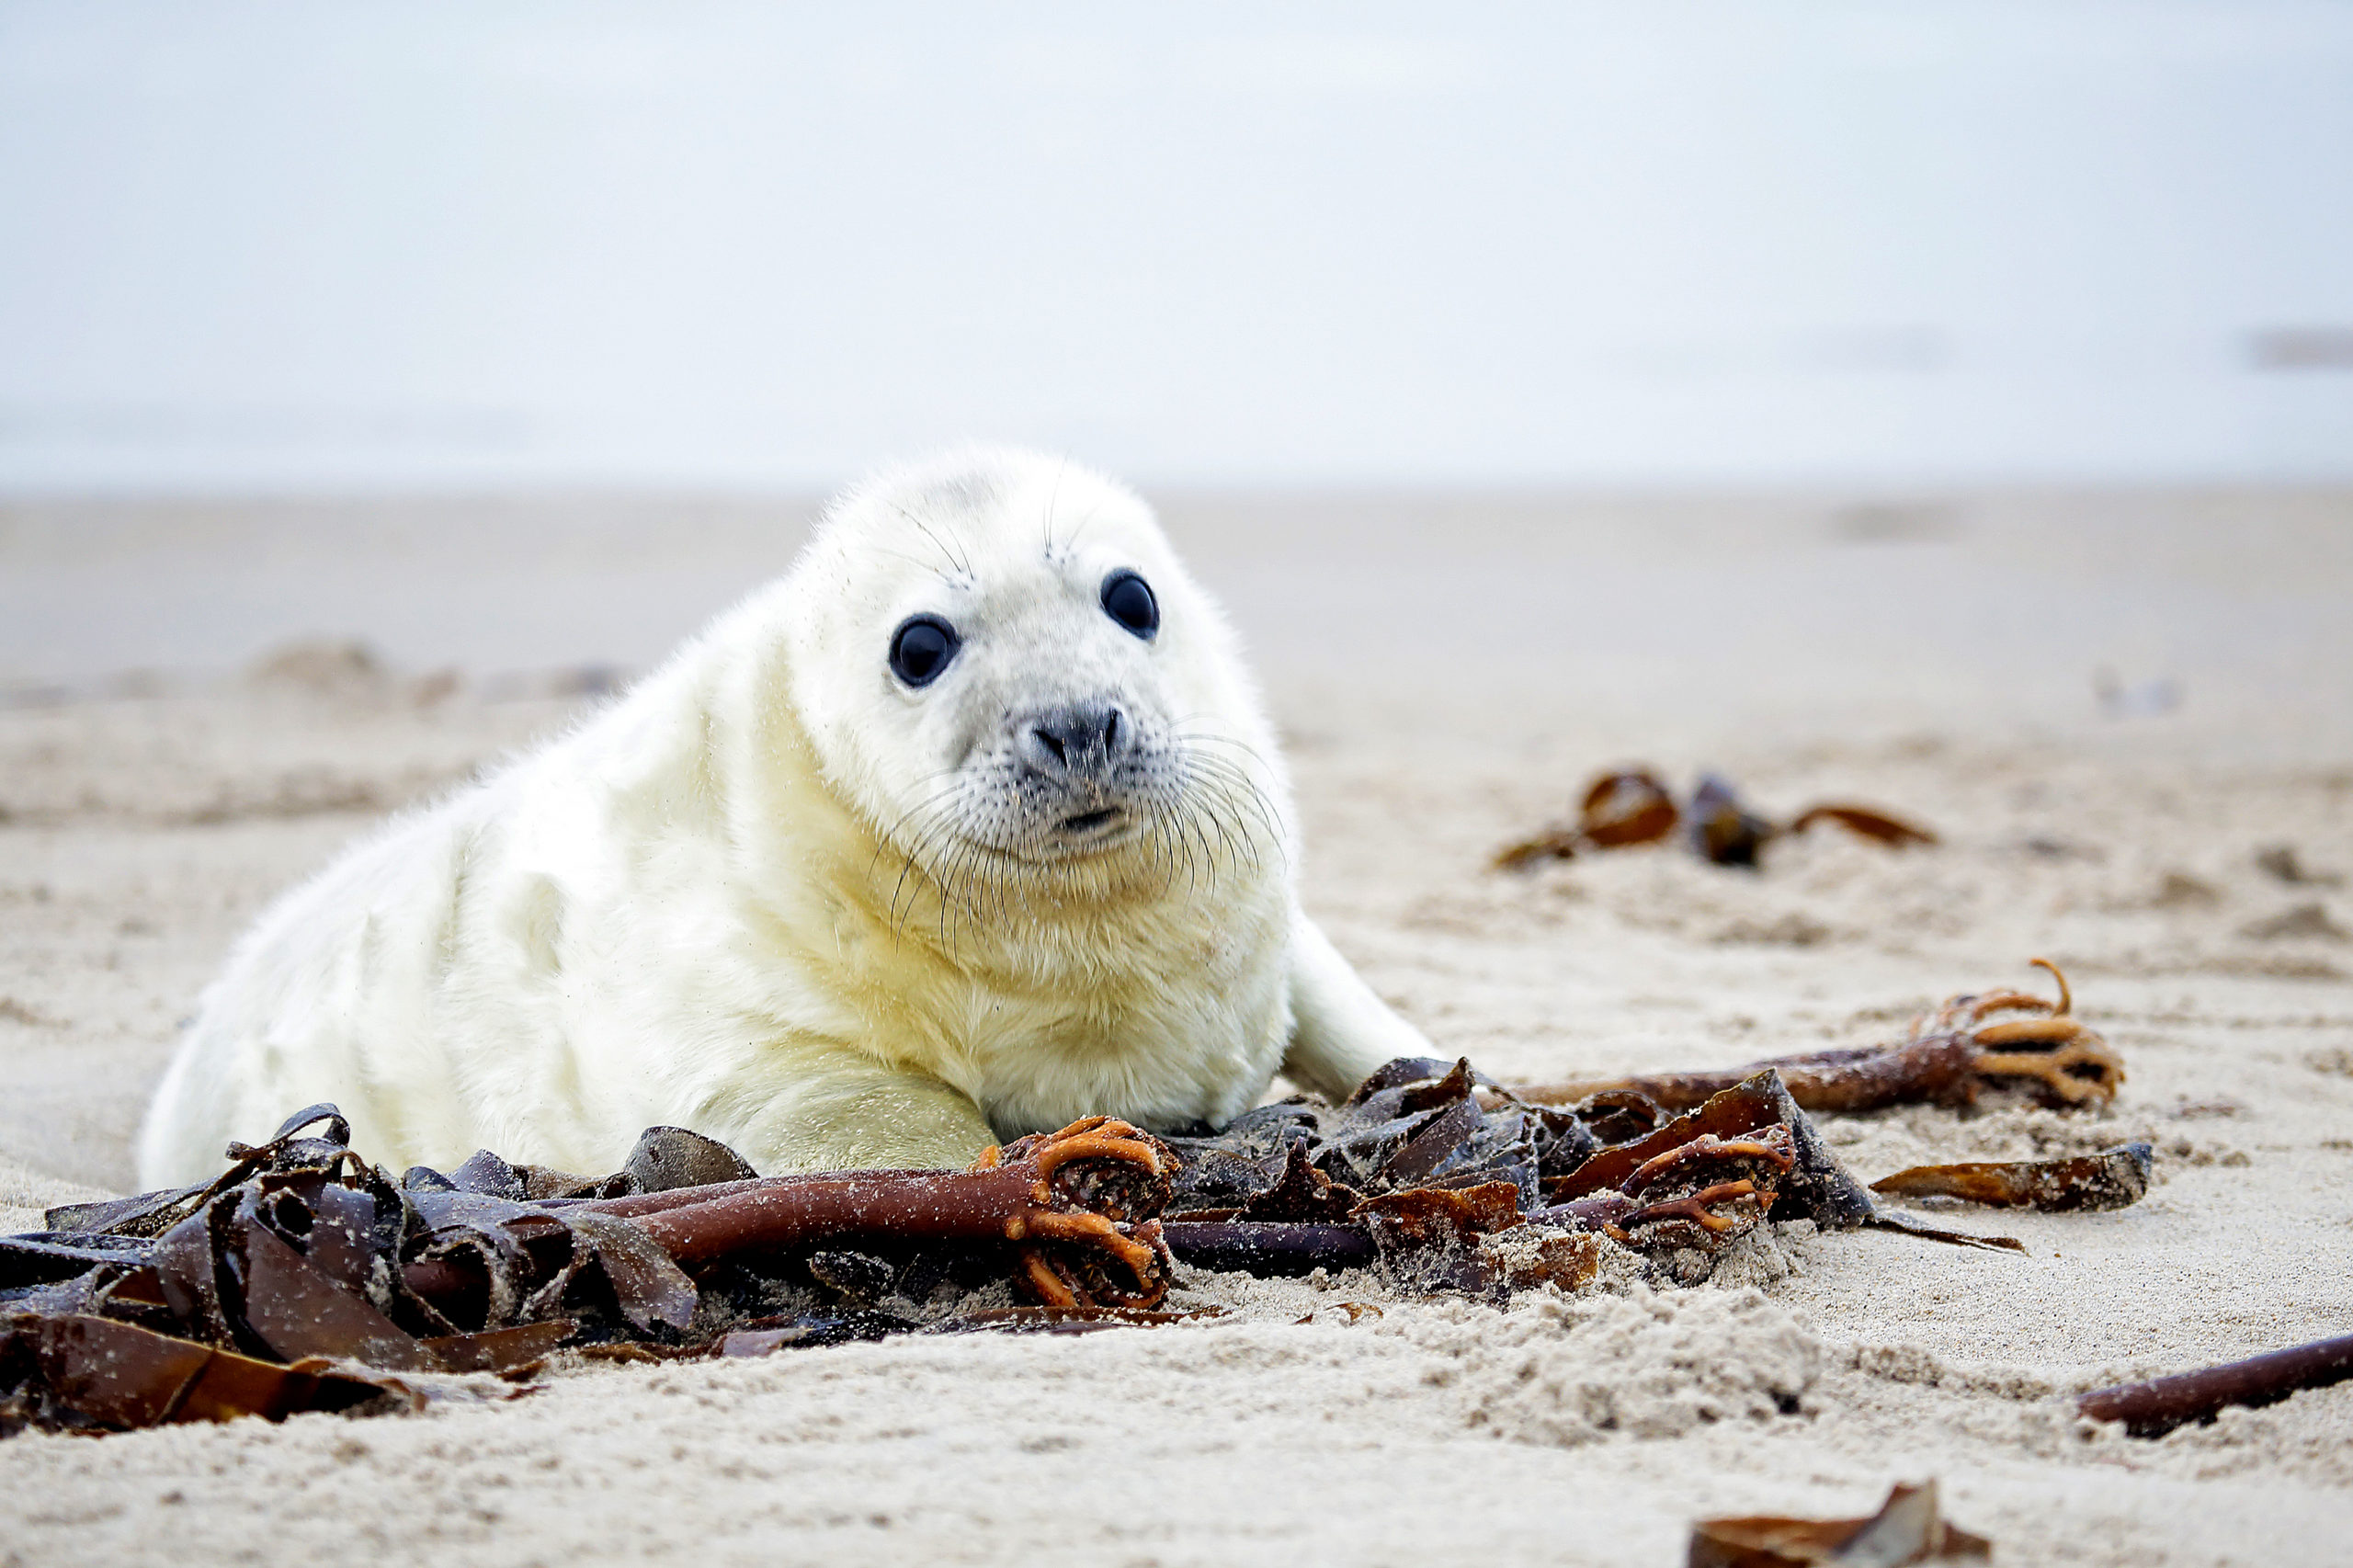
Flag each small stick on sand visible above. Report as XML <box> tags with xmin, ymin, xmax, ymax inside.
<box><xmin>2076</xmin><ymin>1332</ymin><xmax>2353</xmax><ymax>1437</ymax></box>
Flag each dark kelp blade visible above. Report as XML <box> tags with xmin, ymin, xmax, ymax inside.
<box><xmin>417</xmin><ymin>1319</ymin><xmax>577</xmax><ymax>1374</ymax></box>
<box><xmin>1870</xmin><ymin>1143</ymin><xmax>2153</xmax><ymax>1212</ymax></box>
<box><xmin>1374</xmin><ymin>1096</ymin><xmax>1486</xmax><ymax>1187</ymax></box>
<box><xmin>1160</xmin><ymin>1221</ymin><xmax>1378</xmax><ymax>1276</ymax></box>
<box><xmin>47</xmin><ymin>1104</ymin><xmax>362</xmax><ymax>1244</ymax></box>
<box><xmin>238</xmin><ymin>1219</ymin><xmax>438</xmax><ymax>1369</ymax></box>
<box><xmin>0</xmin><ymin>1233</ymin><xmax>153</xmax><ymax>1290</ymax></box>
<box><xmin>1344</xmin><ymin>1055</ymin><xmax>1472</xmax><ymax>1108</ymax></box>
<box><xmin>1689</xmin><ymin>1480</ymin><xmax>1990</xmax><ymax>1567</ymax></box>
<box><xmin>40</xmin><ymin>1187</ymin><xmax>210</xmax><ymax>1241</ymax></box>
<box><xmin>1236</xmin><ymin>1140</ymin><xmax>1360</xmax><ymax>1223</ymax></box>
<box><xmin>560</xmin><ymin>1210</ymin><xmax>699</xmax><ymax>1333</ymax></box>
<box><xmin>1566</xmin><ymin>1089</ymin><xmax>1664</xmax><ymax>1145</ymax></box>
<box><xmin>4</xmin><ymin>1312</ymin><xmax>400</xmax><ymax>1429</ymax></box>
<box><xmin>1541</xmin><ymin>1078</ymin><xmax>1789</xmax><ymax>1201</ymax></box>
<box><xmin>449</xmin><ymin>1148</ymin><xmax>540</xmax><ymax>1199</ymax></box>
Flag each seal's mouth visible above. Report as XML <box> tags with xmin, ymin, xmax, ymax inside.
<box><xmin>1059</xmin><ymin>807</ymin><xmax>1124</xmax><ymax>836</ymax></box>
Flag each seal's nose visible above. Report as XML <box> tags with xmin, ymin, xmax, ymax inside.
<box><xmin>1018</xmin><ymin>704</ymin><xmax>1130</xmax><ymax>779</ymax></box>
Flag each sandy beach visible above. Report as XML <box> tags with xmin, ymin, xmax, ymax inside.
<box><xmin>2</xmin><ymin>489</ymin><xmax>2349</xmax><ymax>1565</ymax></box>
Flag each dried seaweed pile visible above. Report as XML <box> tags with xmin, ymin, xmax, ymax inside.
<box><xmin>6</xmin><ymin>962</ymin><xmax>2286</xmax><ymax>1444</ymax></box>
<box><xmin>0</xmin><ymin>1110</ymin><xmax>1181</xmax><ymax>1435</ymax></box>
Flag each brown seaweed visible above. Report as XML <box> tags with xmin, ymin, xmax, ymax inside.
<box><xmin>1689</xmin><ymin>773</ymin><xmax>1777</xmax><ymax>867</ymax></box>
<box><xmin>45</xmin><ymin>1103</ymin><xmax>363</xmax><ymax>1240</ymax></box>
<box><xmin>1160</xmin><ymin>1221</ymin><xmax>1378</xmax><ymax>1277</ymax></box>
<box><xmin>1540</xmin><ymin>1070</ymin><xmax>1876</xmax><ymax>1231</ymax></box>
<box><xmin>417</xmin><ymin>1319</ymin><xmax>577</xmax><ymax>1375</ymax></box>
<box><xmin>1494</xmin><ymin>767</ymin><xmax>1936</xmax><ymax>872</ymax></box>
<box><xmin>1237</xmin><ymin>1140</ymin><xmax>1361</xmax><ymax>1222</ymax></box>
<box><xmin>1492</xmin><ymin>825</ymin><xmax>1585</xmax><ymax>870</ymax></box>
<box><xmin>5</xmin><ymin>1108</ymin><xmax>1187</xmax><ymax>1435</ymax></box>
<box><xmin>1532</xmin><ymin>1070</ymin><xmax>2037</xmax><ymax>1258</ymax></box>
<box><xmin>1304</xmin><ymin>1056</ymin><xmax>1545</xmax><ymax>1207</ymax></box>
<box><xmin>1582</xmin><ymin>767</ymin><xmax>1682</xmax><ymax>847</ymax></box>
<box><xmin>1611</xmin><ymin>1125</ymin><xmax>1797</xmax><ymax>1252</ymax></box>
<box><xmin>1689</xmin><ymin>1480</ymin><xmax>1989</xmax><ymax>1567</ymax></box>
<box><xmin>1356</xmin><ymin>1182</ymin><xmax>1525</xmax><ymax>1294</ymax></box>
<box><xmin>1870</xmin><ymin>1142</ymin><xmax>2152</xmax><ymax>1212</ymax></box>
<box><xmin>1493</xmin><ymin>767</ymin><xmax>1679</xmax><ymax>868</ymax></box>
<box><xmin>591</xmin><ymin>1117</ymin><xmax>1176</xmax><ymax>1311</ymax></box>
<box><xmin>5</xmin><ymin>1008</ymin><xmax>2055</xmax><ymax>1439</ymax></box>
<box><xmin>2076</xmin><ymin>1332</ymin><xmax>2353</xmax><ymax>1437</ymax></box>
<box><xmin>1511</xmin><ymin>960</ymin><xmax>2123</xmax><ymax>1115</ymax></box>
<box><xmin>1789</xmin><ymin>803</ymin><xmax>1938</xmax><ymax>848</ymax></box>
<box><xmin>0</xmin><ymin>1312</ymin><xmax>442</xmax><ymax>1434</ymax></box>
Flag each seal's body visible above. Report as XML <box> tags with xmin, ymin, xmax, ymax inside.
<box><xmin>137</xmin><ymin>450</ymin><xmax>1432</xmax><ymax>1185</ymax></box>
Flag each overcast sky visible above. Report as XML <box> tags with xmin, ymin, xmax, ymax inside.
<box><xmin>3</xmin><ymin>1</ymin><xmax>2350</xmax><ymax>491</ymax></box>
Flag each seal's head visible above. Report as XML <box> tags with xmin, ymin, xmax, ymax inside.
<box><xmin>777</xmin><ymin>449</ymin><xmax>1289</xmax><ymax>919</ymax></box>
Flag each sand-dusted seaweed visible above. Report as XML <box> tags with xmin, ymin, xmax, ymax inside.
<box><xmin>1870</xmin><ymin>1142</ymin><xmax>2152</xmax><ymax>1211</ymax></box>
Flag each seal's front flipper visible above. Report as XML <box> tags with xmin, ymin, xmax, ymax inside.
<box><xmin>715</xmin><ymin>1053</ymin><xmax>998</xmax><ymax>1174</ymax></box>
<box><xmin>1281</xmin><ymin>913</ymin><xmax>1437</xmax><ymax>1102</ymax></box>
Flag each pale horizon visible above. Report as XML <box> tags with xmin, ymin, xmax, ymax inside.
<box><xmin>5</xmin><ymin>0</ymin><xmax>2352</xmax><ymax>493</ymax></box>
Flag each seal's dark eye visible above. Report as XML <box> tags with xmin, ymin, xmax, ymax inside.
<box><xmin>888</xmin><ymin>615</ymin><xmax>959</xmax><ymax>687</ymax></box>
<box><xmin>1100</xmin><ymin>571</ymin><xmax>1158</xmax><ymax>640</ymax></box>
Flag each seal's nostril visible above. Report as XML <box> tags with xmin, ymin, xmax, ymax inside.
<box><xmin>1021</xmin><ymin>705</ymin><xmax>1126</xmax><ymax>777</ymax></box>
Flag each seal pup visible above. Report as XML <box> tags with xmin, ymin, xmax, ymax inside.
<box><xmin>137</xmin><ymin>449</ymin><xmax>1434</xmax><ymax>1185</ymax></box>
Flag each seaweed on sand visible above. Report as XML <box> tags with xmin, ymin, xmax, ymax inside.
<box><xmin>7</xmin><ymin>968</ymin><xmax>2132</xmax><ymax>1437</ymax></box>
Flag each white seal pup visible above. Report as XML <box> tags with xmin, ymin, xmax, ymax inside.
<box><xmin>137</xmin><ymin>449</ymin><xmax>1434</xmax><ymax>1185</ymax></box>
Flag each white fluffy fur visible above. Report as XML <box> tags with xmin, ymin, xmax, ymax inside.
<box><xmin>137</xmin><ymin>449</ymin><xmax>1434</xmax><ymax>1185</ymax></box>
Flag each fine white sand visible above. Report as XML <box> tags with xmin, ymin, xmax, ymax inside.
<box><xmin>2</xmin><ymin>491</ymin><xmax>2349</xmax><ymax>1564</ymax></box>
